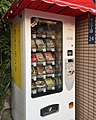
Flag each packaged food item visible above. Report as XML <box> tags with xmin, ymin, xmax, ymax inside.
<box><xmin>46</xmin><ymin>31</ymin><xmax>51</xmax><ymax>38</ymax></box>
<box><xmin>32</xmin><ymin>82</ymin><xmax>36</xmax><ymax>89</ymax></box>
<box><xmin>44</xmin><ymin>78</ymin><xmax>55</xmax><ymax>90</ymax></box>
<box><xmin>44</xmin><ymin>52</ymin><xmax>54</xmax><ymax>62</ymax></box>
<box><xmin>35</xmin><ymin>80</ymin><xmax>46</xmax><ymax>92</ymax></box>
<box><xmin>56</xmin><ymin>39</ymin><xmax>61</xmax><ymax>50</ymax></box>
<box><xmin>31</xmin><ymin>82</ymin><xmax>37</xmax><ymax>94</ymax></box>
<box><xmin>35</xmin><ymin>53</ymin><xmax>45</xmax><ymax>62</ymax></box>
<box><xmin>31</xmin><ymin>53</ymin><xmax>36</xmax><ymax>62</ymax></box>
<box><xmin>38</xmin><ymin>27</ymin><xmax>44</xmax><ymax>33</ymax></box>
<box><xmin>31</xmin><ymin>40</ymin><xmax>36</xmax><ymax>49</ymax></box>
<box><xmin>54</xmin><ymin>77</ymin><xmax>62</xmax><ymax>89</ymax></box>
<box><xmin>56</xmin><ymin>52</ymin><xmax>61</xmax><ymax>61</ymax></box>
<box><xmin>31</xmin><ymin>66</ymin><xmax>36</xmax><ymax>76</ymax></box>
<box><xmin>37</xmin><ymin>32</ymin><xmax>42</xmax><ymax>38</ymax></box>
<box><xmin>46</xmin><ymin>39</ymin><xmax>54</xmax><ymax>49</ymax></box>
<box><xmin>37</xmin><ymin>66</ymin><xmax>46</xmax><ymax>75</ymax></box>
<box><xmin>42</xmin><ymin>31</ymin><xmax>46</xmax><ymax>38</ymax></box>
<box><xmin>51</xmin><ymin>31</ymin><xmax>56</xmax><ymax>39</ymax></box>
<box><xmin>36</xmin><ymin>39</ymin><xmax>46</xmax><ymax>50</ymax></box>
<box><xmin>36</xmin><ymin>80</ymin><xmax>46</xmax><ymax>87</ymax></box>
<box><xmin>45</xmin><ymin>65</ymin><xmax>54</xmax><ymax>74</ymax></box>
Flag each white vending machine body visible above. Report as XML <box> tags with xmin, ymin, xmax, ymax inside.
<box><xmin>11</xmin><ymin>9</ymin><xmax>75</xmax><ymax>120</ymax></box>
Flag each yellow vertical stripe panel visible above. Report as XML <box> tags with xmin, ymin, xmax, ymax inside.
<box><xmin>11</xmin><ymin>22</ymin><xmax>21</xmax><ymax>89</ymax></box>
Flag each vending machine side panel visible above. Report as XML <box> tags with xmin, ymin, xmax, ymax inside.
<box><xmin>11</xmin><ymin>15</ymin><xmax>26</xmax><ymax>120</ymax></box>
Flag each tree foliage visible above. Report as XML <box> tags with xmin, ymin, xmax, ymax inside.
<box><xmin>0</xmin><ymin>0</ymin><xmax>13</xmax><ymax>109</ymax></box>
<box><xmin>0</xmin><ymin>0</ymin><xmax>14</xmax><ymax>17</ymax></box>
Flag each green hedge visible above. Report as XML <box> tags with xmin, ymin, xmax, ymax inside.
<box><xmin>0</xmin><ymin>20</ymin><xmax>11</xmax><ymax>109</ymax></box>
<box><xmin>0</xmin><ymin>0</ymin><xmax>13</xmax><ymax>109</ymax></box>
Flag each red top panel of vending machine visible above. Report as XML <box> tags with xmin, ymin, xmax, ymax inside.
<box><xmin>3</xmin><ymin>0</ymin><xmax>96</xmax><ymax>19</ymax></box>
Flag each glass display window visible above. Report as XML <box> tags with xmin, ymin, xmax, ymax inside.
<box><xmin>31</xmin><ymin>17</ymin><xmax>63</xmax><ymax>98</ymax></box>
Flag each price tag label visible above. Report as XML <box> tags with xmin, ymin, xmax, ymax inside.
<box><xmin>52</xmin><ymin>61</ymin><xmax>55</xmax><ymax>65</ymax></box>
<box><xmin>52</xmin><ymin>74</ymin><xmax>55</xmax><ymax>78</ymax></box>
<box><xmin>43</xmin><ymin>62</ymin><xmax>46</xmax><ymax>66</ymax></box>
<box><xmin>52</xmin><ymin>86</ymin><xmax>55</xmax><ymax>90</ymax></box>
<box><xmin>32</xmin><ymin>63</ymin><xmax>36</xmax><ymax>66</ymax></box>
<box><xmin>43</xmin><ymin>88</ymin><xmax>46</xmax><ymax>92</ymax></box>
<box><xmin>32</xmin><ymin>90</ymin><xmax>37</xmax><ymax>94</ymax></box>
<box><xmin>32</xmin><ymin>76</ymin><xmax>36</xmax><ymax>81</ymax></box>
<box><xmin>51</xmin><ymin>48</ymin><xmax>55</xmax><ymax>51</ymax></box>
<box><xmin>43</xmin><ymin>49</ymin><xmax>46</xmax><ymax>52</ymax></box>
<box><xmin>32</xmin><ymin>49</ymin><xmax>36</xmax><ymax>52</ymax></box>
<box><xmin>43</xmin><ymin>75</ymin><xmax>46</xmax><ymax>79</ymax></box>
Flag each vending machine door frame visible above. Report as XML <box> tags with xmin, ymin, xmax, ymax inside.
<box><xmin>22</xmin><ymin>9</ymin><xmax>75</xmax><ymax>120</ymax></box>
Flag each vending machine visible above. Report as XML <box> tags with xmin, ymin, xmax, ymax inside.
<box><xmin>11</xmin><ymin>9</ymin><xmax>75</xmax><ymax>120</ymax></box>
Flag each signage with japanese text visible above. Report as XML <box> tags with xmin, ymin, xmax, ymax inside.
<box><xmin>11</xmin><ymin>22</ymin><xmax>22</xmax><ymax>89</ymax></box>
<box><xmin>88</xmin><ymin>17</ymin><xmax>95</xmax><ymax>44</ymax></box>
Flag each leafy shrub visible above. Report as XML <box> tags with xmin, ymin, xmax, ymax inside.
<box><xmin>0</xmin><ymin>0</ymin><xmax>13</xmax><ymax>109</ymax></box>
<box><xmin>0</xmin><ymin>20</ymin><xmax>11</xmax><ymax>109</ymax></box>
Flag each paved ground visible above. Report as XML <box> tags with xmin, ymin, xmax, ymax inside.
<box><xmin>0</xmin><ymin>90</ymin><xmax>12</xmax><ymax>120</ymax></box>
<box><xmin>1</xmin><ymin>109</ymin><xmax>12</xmax><ymax>120</ymax></box>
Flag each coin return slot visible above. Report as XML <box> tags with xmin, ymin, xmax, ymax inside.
<box><xmin>40</xmin><ymin>104</ymin><xmax>59</xmax><ymax>117</ymax></box>
<box><xmin>69</xmin><ymin>102</ymin><xmax>74</xmax><ymax>109</ymax></box>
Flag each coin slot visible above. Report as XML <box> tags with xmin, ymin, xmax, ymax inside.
<box><xmin>67</xmin><ymin>50</ymin><xmax>73</xmax><ymax>56</ymax></box>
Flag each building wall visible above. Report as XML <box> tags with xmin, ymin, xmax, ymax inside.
<box><xmin>75</xmin><ymin>14</ymin><xmax>96</xmax><ymax>120</ymax></box>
